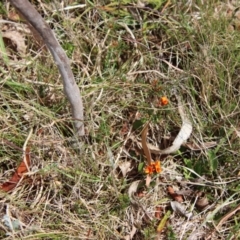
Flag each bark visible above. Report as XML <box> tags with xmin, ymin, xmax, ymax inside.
<box><xmin>9</xmin><ymin>0</ymin><xmax>85</xmax><ymax>136</ymax></box>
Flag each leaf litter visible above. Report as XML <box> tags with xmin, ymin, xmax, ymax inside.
<box><xmin>1</xmin><ymin>31</ymin><xmax>26</xmax><ymax>56</ymax></box>
<box><xmin>0</xmin><ymin>147</ymin><xmax>31</xmax><ymax>192</ymax></box>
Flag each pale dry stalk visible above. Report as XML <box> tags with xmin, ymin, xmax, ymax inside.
<box><xmin>9</xmin><ymin>0</ymin><xmax>85</xmax><ymax>136</ymax></box>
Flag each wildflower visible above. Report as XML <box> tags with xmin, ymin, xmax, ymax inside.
<box><xmin>144</xmin><ymin>161</ymin><xmax>162</xmax><ymax>175</ymax></box>
<box><xmin>144</xmin><ymin>163</ymin><xmax>155</xmax><ymax>175</ymax></box>
<box><xmin>160</xmin><ymin>96</ymin><xmax>169</xmax><ymax>106</ymax></box>
<box><xmin>154</xmin><ymin>160</ymin><xmax>162</xmax><ymax>173</ymax></box>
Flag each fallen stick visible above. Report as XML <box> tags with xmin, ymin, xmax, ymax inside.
<box><xmin>159</xmin><ymin>95</ymin><xmax>192</xmax><ymax>154</ymax></box>
<box><xmin>9</xmin><ymin>0</ymin><xmax>85</xmax><ymax>136</ymax></box>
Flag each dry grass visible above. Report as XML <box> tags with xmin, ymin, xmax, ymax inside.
<box><xmin>1</xmin><ymin>0</ymin><xmax>240</xmax><ymax>239</ymax></box>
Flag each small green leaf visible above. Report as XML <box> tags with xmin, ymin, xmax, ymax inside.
<box><xmin>208</xmin><ymin>150</ymin><xmax>218</xmax><ymax>173</ymax></box>
<box><xmin>138</xmin><ymin>162</ymin><xmax>145</xmax><ymax>172</ymax></box>
<box><xmin>132</xmin><ymin>119</ymin><xmax>145</xmax><ymax>131</ymax></box>
<box><xmin>0</xmin><ymin>32</ymin><xmax>9</xmax><ymax>65</ymax></box>
<box><xmin>157</xmin><ymin>210</ymin><xmax>171</xmax><ymax>233</ymax></box>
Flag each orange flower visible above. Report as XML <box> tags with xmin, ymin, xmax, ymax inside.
<box><xmin>154</xmin><ymin>160</ymin><xmax>162</xmax><ymax>173</ymax></box>
<box><xmin>160</xmin><ymin>96</ymin><xmax>169</xmax><ymax>106</ymax></box>
<box><xmin>144</xmin><ymin>163</ymin><xmax>154</xmax><ymax>175</ymax></box>
<box><xmin>144</xmin><ymin>161</ymin><xmax>162</xmax><ymax>175</ymax></box>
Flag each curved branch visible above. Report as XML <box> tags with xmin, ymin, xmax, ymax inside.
<box><xmin>9</xmin><ymin>0</ymin><xmax>85</xmax><ymax>136</ymax></box>
<box><xmin>159</xmin><ymin>95</ymin><xmax>192</xmax><ymax>155</ymax></box>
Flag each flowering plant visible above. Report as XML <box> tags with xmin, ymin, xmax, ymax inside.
<box><xmin>144</xmin><ymin>160</ymin><xmax>162</xmax><ymax>175</ymax></box>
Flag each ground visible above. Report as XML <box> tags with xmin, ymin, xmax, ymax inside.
<box><xmin>0</xmin><ymin>0</ymin><xmax>240</xmax><ymax>239</ymax></box>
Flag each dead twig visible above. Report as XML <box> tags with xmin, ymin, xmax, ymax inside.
<box><xmin>9</xmin><ymin>0</ymin><xmax>85</xmax><ymax>136</ymax></box>
<box><xmin>216</xmin><ymin>204</ymin><xmax>240</xmax><ymax>231</ymax></box>
<box><xmin>141</xmin><ymin>122</ymin><xmax>152</xmax><ymax>165</ymax></box>
<box><xmin>206</xmin><ymin>203</ymin><xmax>240</xmax><ymax>240</ymax></box>
<box><xmin>159</xmin><ymin>94</ymin><xmax>192</xmax><ymax>154</ymax></box>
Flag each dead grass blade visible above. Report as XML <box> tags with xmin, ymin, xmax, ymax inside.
<box><xmin>206</xmin><ymin>204</ymin><xmax>240</xmax><ymax>239</ymax></box>
<box><xmin>216</xmin><ymin>204</ymin><xmax>240</xmax><ymax>231</ymax></box>
<box><xmin>157</xmin><ymin>210</ymin><xmax>171</xmax><ymax>233</ymax></box>
<box><xmin>141</xmin><ymin>122</ymin><xmax>152</xmax><ymax>165</ymax></box>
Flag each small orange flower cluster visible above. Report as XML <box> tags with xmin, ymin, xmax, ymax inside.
<box><xmin>160</xmin><ymin>96</ymin><xmax>169</xmax><ymax>106</ymax></box>
<box><xmin>156</xmin><ymin>96</ymin><xmax>169</xmax><ymax>107</ymax></box>
<box><xmin>144</xmin><ymin>160</ymin><xmax>162</xmax><ymax>175</ymax></box>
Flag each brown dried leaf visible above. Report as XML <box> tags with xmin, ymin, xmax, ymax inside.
<box><xmin>196</xmin><ymin>192</ymin><xmax>209</xmax><ymax>210</ymax></box>
<box><xmin>8</xmin><ymin>10</ymin><xmax>22</xmax><ymax>21</ymax></box>
<box><xmin>128</xmin><ymin>180</ymin><xmax>140</xmax><ymax>201</ymax></box>
<box><xmin>118</xmin><ymin>161</ymin><xmax>132</xmax><ymax>177</ymax></box>
<box><xmin>167</xmin><ymin>186</ymin><xmax>183</xmax><ymax>202</ymax></box>
<box><xmin>0</xmin><ymin>148</ymin><xmax>31</xmax><ymax>192</ymax></box>
<box><xmin>155</xmin><ymin>206</ymin><xmax>163</xmax><ymax>219</ymax></box>
<box><xmin>196</xmin><ymin>197</ymin><xmax>209</xmax><ymax>210</ymax></box>
<box><xmin>120</xmin><ymin>122</ymin><xmax>129</xmax><ymax>136</ymax></box>
<box><xmin>2</xmin><ymin>31</ymin><xmax>26</xmax><ymax>55</ymax></box>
